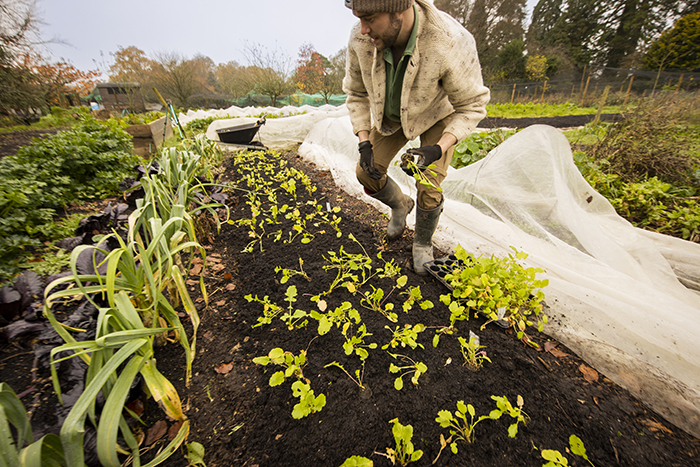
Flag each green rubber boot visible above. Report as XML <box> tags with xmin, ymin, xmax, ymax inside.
<box><xmin>369</xmin><ymin>177</ymin><xmax>415</xmax><ymax>241</ymax></box>
<box><xmin>413</xmin><ymin>200</ymin><xmax>443</xmax><ymax>275</ymax></box>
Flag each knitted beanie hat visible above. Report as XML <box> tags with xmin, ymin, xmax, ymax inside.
<box><xmin>344</xmin><ymin>0</ymin><xmax>413</xmax><ymax>13</ymax></box>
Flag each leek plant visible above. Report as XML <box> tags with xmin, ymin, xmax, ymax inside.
<box><xmin>41</xmin><ymin>145</ymin><xmax>224</xmax><ymax>466</ymax></box>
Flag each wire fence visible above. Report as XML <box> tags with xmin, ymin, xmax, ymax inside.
<box><xmin>485</xmin><ymin>66</ymin><xmax>700</xmax><ymax>106</ymax></box>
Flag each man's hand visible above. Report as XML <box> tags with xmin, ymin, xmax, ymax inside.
<box><xmin>400</xmin><ymin>144</ymin><xmax>442</xmax><ymax>176</ymax></box>
<box><xmin>358</xmin><ymin>141</ymin><xmax>382</xmax><ymax>180</ymax></box>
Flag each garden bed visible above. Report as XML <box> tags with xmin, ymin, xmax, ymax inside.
<box><xmin>1</xmin><ymin>145</ymin><xmax>699</xmax><ymax>467</ymax></box>
<box><xmin>164</xmin><ymin>149</ymin><xmax>698</xmax><ymax>466</ymax></box>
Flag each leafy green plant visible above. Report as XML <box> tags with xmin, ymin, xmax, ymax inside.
<box><xmin>290</xmin><ymin>380</ymin><xmax>327</xmax><ymax>419</ymax></box>
<box><xmin>0</xmin><ymin>117</ymin><xmax>141</xmax><ymax>280</ymax></box>
<box><xmin>246</xmin><ymin>293</ymin><xmax>285</xmax><ymax>328</ymax></box>
<box><xmin>340</xmin><ymin>455</ymin><xmax>373</xmax><ymax>467</ymax></box>
<box><xmin>491</xmin><ymin>395</ymin><xmax>529</xmax><ymax>438</ymax></box>
<box><xmin>252</xmin><ymin>348</ymin><xmax>326</xmax><ymax>419</ymax></box>
<box><xmin>275</xmin><ymin>258</ymin><xmax>310</xmax><ymax>284</ymax></box>
<box><xmin>397</xmin><ymin>156</ymin><xmax>441</xmax><ymax>191</ymax></box>
<box><xmin>388</xmin><ymin>353</ymin><xmax>427</xmax><ymax>390</ymax></box>
<box><xmin>440</xmin><ymin>245</ymin><xmax>548</xmax><ymax>340</ymax></box>
<box><xmin>280</xmin><ymin>285</ymin><xmax>309</xmax><ymax>330</ymax></box>
<box><xmin>541</xmin><ymin>435</ymin><xmax>596</xmax><ymax>467</ymax></box>
<box><xmin>435</xmin><ymin>395</ymin><xmax>528</xmax><ymax>456</ymax></box>
<box><xmin>382</xmin><ymin>324</ymin><xmax>426</xmax><ymax>350</ymax></box>
<box><xmin>325</xmin><ymin>361</ymin><xmax>367</xmax><ymax>389</ymax></box>
<box><xmin>399</xmin><ymin>285</ymin><xmax>434</xmax><ymax>313</ymax></box>
<box><xmin>0</xmin><ymin>382</ymin><xmax>66</xmax><ymax>466</ymax></box>
<box><xmin>458</xmin><ymin>331</ymin><xmax>492</xmax><ymax>370</ymax></box>
<box><xmin>185</xmin><ymin>441</ymin><xmax>207</xmax><ymax>466</ymax></box>
<box><xmin>344</xmin><ymin>323</ymin><xmax>378</xmax><ymax>361</ymax></box>
<box><xmin>253</xmin><ymin>347</ymin><xmax>308</xmax><ymax>387</ymax></box>
<box><xmin>376</xmin><ymin>418</ymin><xmax>423</xmax><ymax>466</ymax></box>
<box><xmin>431</xmin><ymin>325</ymin><xmax>455</xmax><ymax>348</ymax></box>
<box><xmin>435</xmin><ymin>400</ymin><xmax>487</xmax><ymax>449</ymax></box>
<box><xmin>451</xmin><ymin>129</ymin><xmax>516</xmax><ymax>169</ymax></box>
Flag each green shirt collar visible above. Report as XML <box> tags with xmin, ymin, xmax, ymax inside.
<box><xmin>382</xmin><ymin>4</ymin><xmax>418</xmax><ymax>65</ymax></box>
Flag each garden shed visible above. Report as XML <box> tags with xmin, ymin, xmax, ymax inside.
<box><xmin>92</xmin><ymin>82</ymin><xmax>146</xmax><ymax>112</ymax></box>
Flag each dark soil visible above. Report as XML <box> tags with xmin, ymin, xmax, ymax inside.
<box><xmin>163</xmin><ymin>149</ymin><xmax>698</xmax><ymax>467</ymax></box>
<box><xmin>1</xmin><ymin>119</ymin><xmax>699</xmax><ymax>467</ymax></box>
<box><xmin>481</xmin><ymin>114</ymin><xmax>624</xmax><ymax>129</ymax></box>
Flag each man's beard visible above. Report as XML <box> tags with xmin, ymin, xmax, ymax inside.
<box><xmin>371</xmin><ymin>14</ymin><xmax>402</xmax><ymax>51</ymax></box>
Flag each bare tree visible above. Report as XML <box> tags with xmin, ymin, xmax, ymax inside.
<box><xmin>242</xmin><ymin>41</ymin><xmax>294</xmax><ymax>107</ymax></box>
<box><xmin>150</xmin><ymin>51</ymin><xmax>210</xmax><ymax>109</ymax></box>
<box><xmin>216</xmin><ymin>60</ymin><xmax>255</xmax><ymax>103</ymax></box>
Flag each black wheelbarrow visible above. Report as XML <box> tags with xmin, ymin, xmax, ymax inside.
<box><xmin>216</xmin><ymin>118</ymin><xmax>265</xmax><ymax>145</ymax></box>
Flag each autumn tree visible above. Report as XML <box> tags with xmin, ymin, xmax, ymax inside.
<box><xmin>294</xmin><ymin>43</ymin><xmax>325</xmax><ymax>94</ymax></box>
<box><xmin>242</xmin><ymin>41</ymin><xmax>294</xmax><ymax>107</ymax></box>
<box><xmin>31</xmin><ymin>58</ymin><xmax>100</xmax><ymax>106</ymax></box>
<box><xmin>108</xmin><ymin>45</ymin><xmax>153</xmax><ymax>83</ymax></box>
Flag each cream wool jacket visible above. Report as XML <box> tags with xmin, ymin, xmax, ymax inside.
<box><xmin>342</xmin><ymin>0</ymin><xmax>490</xmax><ymax>142</ymax></box>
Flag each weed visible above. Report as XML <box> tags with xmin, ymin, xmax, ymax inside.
<box><xmin>388</xmin><ymin>353</ymin><xmax>428</xmax><ymax>390</ymax></box>
<box><xmin>376</xmin><ymin>418</ymin><xmax>423</xmax><ymax>466</ymax></box>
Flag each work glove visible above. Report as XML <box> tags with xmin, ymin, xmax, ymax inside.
<box><xmin>400</xmin><ymin>144</ymin><xmax>442</xmax><ymax>176</ymax></box>
<box><xmin>358</xmin><ymin>140</ymin><xmax>382</xmax><ymax>180</ymax></box>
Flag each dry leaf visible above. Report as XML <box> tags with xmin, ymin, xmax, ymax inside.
<box><xmin>212</xmin><ymin>263</ymin><xmax>226</xmax><ymax>272</ymax></box>
<box><xmin>189</xmin><ymin>263</ymin><xmax>202</xmax><ymax>276</ymax></box>
<box><xmin>223</xmin><ymin>273</ymin><xmax>233</xmax><ymax>280</ymax></box>
<box><xmin>203</xmin><ymin>331</ymin><xmax>214</xmax><ymax>342</ymax></box>
<box><xmin>215</xmin><ymin>362</ymin><xmax>233</xmax><ymax>374</ymax></box>
<box><xmin>544</xmin><ymin>341</ymin><xmax>558</xmax><ymax>352</ymax></box>
<box><xmin>216</xmin><ymin>300</ymin><xmax>226</xmax><ymax>307</ymax></box>
<box><xmin>206</xmin><ymin>256</ymin><xmax>222</xmax><ymax>263</ymax></box>
<box><xmin>548</xmin><ymin>348</ymin><xmax>570</xmax><ymax>358</ymax></box>
<box><xmin>640</xmin><ymin>419</ymin><xmax>673</xmax><ymax>434</ymax></box>
<box><xmin>186</xmin><ymin>279</ymin><xmax>198</xmax><ymax>286</ymax></box>
<box><xmin>168</xmin><ymin>421</ymin><xmax>183</xmax><ymax>441</ymax></box>
<box><xmin>226</xmin><ymin>283</ymin><xmax>236</xmax><ymax>291</ymax></box>
<box><xmin>146</xmin><ymin>420</ymin><xmax>168</xmax><ymax>445</ymax></box>
<box><xmin>126</xmin><ymin>398</ymin><xmax>144</xmax><ymax>417</ymax></box>
<box><xmin>579</xmin><ymin>364</ymin><xmax>599</xmax><ymax>383</ymax></box>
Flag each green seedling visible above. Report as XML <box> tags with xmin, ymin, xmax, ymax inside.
<box><xmin>397</xmin><ymin>157</ymin><xmax>442</xmax><ymax>192</ymax></box>
<box><xmin>541</xmin><ymin>435</ymin><xmax>596</xmax><ymax>467</ymax></box>
<box><xmin>275</xmin><ymin>258</ymin><xmax>311</xmax><ymax>284</ymax></box>
<box><xmin>376</xmin><ymin>418</ymin><xmax>423</xmax><ymax>466</ymax></box>
<box><xmin>290</xmin><ymin>381</ymin><xmax>326</xmax><ymax>419</ymax></box>
<box><xmin>458</xmin><ymin>331</ymin><xmax>491</xmax><ymax>370</ymax></box>
<box><xmin>245</xmin><ymin>294</ymin><xmax>284</xmax><ymax>328</ymax></box>
<box><xmin>431</xmin><ymin>325</ymin><xmax>455</xmax><ymax>348</ymax></box>
<box><xmin>185</xmin><ymin>441</ymin><xmax>206</xmax><ymax>466</ymax></box>
<box><xmin>253</xmin><ymin>347</ymin><xmax>326</xmax><ymax>419</ymax></box>
<box><xmin>435</xmin><ymin>395</ymin><xmax>528</xmax><ymax>455</ymax></box>
<box><xmin>399</xmin><ymin>285</ymin><xmax>434</xmax><ymax>313</ymax></box>
<box><xmin>340</xmin><ymin>456</ymin><xmax>373</xmax><ymax>467</ymax></box>
<box><xmin>252</xmin><ymin>347</ymin><xmax>308</xmax><ymax>387</ymax></box>
<box><xmin>382</xmin><ymin>324</ymin><xmax>426</xmax><ymax>350</ymax></box>
<box><xmin>360</xmin><ymin>285</ymin><xmax>397</xmax><ymax>322</ymax></box>
<box><xmin>325</xmin><ymin>361</ymin><xmax>366</xmax><ymax>389</ymax></box>
<box><xmin>388</xmin><ymin>353</ymin><xmax>427</xmax><ymax>390</ymax></box>
<box><xmin>441</xmin><ymin>245</ymin><xmax>549</xmax><ymax>340</ymax></box>
<box><xmin>310</xmin><ymin>301</ymin><xmax>360</xmax><ymax>336</ymax></box>
<box><xmin>344</xmin><ymin>323</ymin><xmax>378</xmax><ymax>361</ymax></box>
<box><xmin>281</xmin><ymin>285</ymin><xmax>308</xmax><ymax>330</ymax></box>
<box><xmin>491</xmin><ymin>395</ymin><xmax>529</xmax><ymax>438</ymax></box>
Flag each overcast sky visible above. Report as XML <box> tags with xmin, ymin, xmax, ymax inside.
<box><xmin>38</xmin><ymin>0</ymin><xmax>536</xmax><ymax>77</ymax></box>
